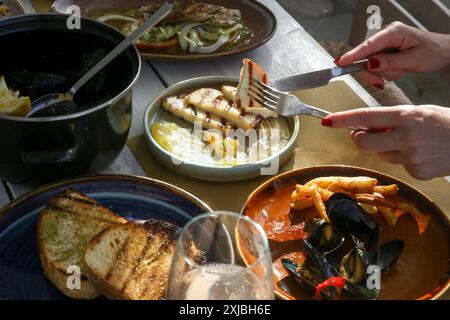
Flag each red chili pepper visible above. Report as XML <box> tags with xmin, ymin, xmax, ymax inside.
<box><xmin>314</xmin><ymin>277</ymin><xmax>346</xmax><ymax>300</ymax></box>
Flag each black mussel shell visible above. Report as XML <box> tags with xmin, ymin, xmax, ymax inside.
<box><xmin>339</xmin><ymin>235</ymin><xmax>373</xmax><ymax>285</ymax></box>
<box><xmin>378</xmin><ymin>239</ymin><xmax>405</xmax><ymax>272</ymax></box>
<box><xmin>30</xmin><ymin>72</ymin><xmax>72</xmax><ymax>100</ymax></box>
<box><xmin>7</xmin><ymin>70</ymin><xmax>33</xmax><ymax>86</ymax></box>
<box><xmin>326</xmin><ymin>193</ymin><xmax>379</xmax><ymax>235</ymax></box>
<box><xmin>302</xmin><ymin>240</ymin><xmax>336</xmax><ymax>281</ymax></box>
<box><xmin>281</xmin><ymin>258</ymin><xmax>336</xmax><ymax>300</ymax></box>
<box><xmin>79</xmin><ymin>49</ymin><xmax>107</xmax><ymax>97</ymax></box>
<box><xmin>29</xmin><ymin>100</ymin><xmax>80</xmax><ymax>118</ymax></box>
<box><xmin>337</xmin><ymin>235</ymin><xmax>381</xmax><ymax>299</ymax></box>
<box><xmin>308</xmin><ymin>221</ymin><xmax>345</xmax><ymax>255</ymax></box>
<box><xmin>281</xmin><ymin>239</ymin><xmax>338</xmax><ymax>299</ymax></box>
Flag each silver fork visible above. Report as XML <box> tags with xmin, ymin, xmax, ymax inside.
<box><xmin>249</xmin><ymin>80</ymin><xmax>385</xmax><ymax>133</ymax></box>
<box><xmin>249</xmin><ymin>80</ymin><xmax>331</xmax><ymax>118</ymax></box>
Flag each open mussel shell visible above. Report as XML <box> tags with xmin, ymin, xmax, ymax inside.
<box><xmin>326</xmin><ymin>193</ymin><xmax>379</xmax><ymax>235</ymax></box>
<box><xmin>281</xmin><ymin>240</ymin><xmax>338</xmax><ymax>299</ymax></box>
<box><xmin>378</xmin><ymin>239</ymin><xmax>405</xmax><ymax>272</ymax></box>
<box><xmin>339</xmin><ymin>235</ymin><xmax>373</xmax><ymax>285</ymax></box>
<box><xmin>308</xmin><ymin>221</ymin><xmax>345</xmax><ymax>255</ymax></box>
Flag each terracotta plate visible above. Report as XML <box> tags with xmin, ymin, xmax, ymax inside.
<box><xmin>241</xmin><ymin>166</ymin><xmax>450</xmax><ymax>300</ymax></box>
<box><xmin>51</xmin><ymin>0</ymin><xmax>277</xmax><ymax>61</ymax></box>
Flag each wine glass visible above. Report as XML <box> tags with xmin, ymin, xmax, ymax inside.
<box><xmin>167</xmin><ymin>211</ymin><xmax>274</xmax><ymax>300</ymax></box>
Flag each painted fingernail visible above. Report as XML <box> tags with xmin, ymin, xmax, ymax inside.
<box><xmin>368</xmin><ymin>58</ymin><xmax>381</xmax><ymax>70</ymax></box>
<box><xmin>321</xmin><ymin>118</ymin><xmax>333</xmax><ymax>127</ymax></box>
<box><xmin>374</xmin><ymin>83</ymin><xmax>384</xmax><ymax>90</ymax></box>
<box><xmin>333</xmin><ymin>55</ymin><xmax>342</xmax><ymax>64</ymax></box>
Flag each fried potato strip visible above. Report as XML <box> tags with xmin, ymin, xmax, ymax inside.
<box><xmin>291</xmin><ymin>176</ymin><xmax>428</xmax><ymax>234</ymax></box>
<box><xmin>305</xmin><ymin>176</ymin><xmax>378</xmax><ymax>190</ymax></box>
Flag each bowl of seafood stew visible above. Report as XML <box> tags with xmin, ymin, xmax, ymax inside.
<box><xmin>242</xmin><ymin>166</ymin><xmax>450</xmax><ymax>300</ymax></box>
<box><xmin>0</xmin><ymin>14</ymin><xmax>141</xmax><ymax>182</ymax></box>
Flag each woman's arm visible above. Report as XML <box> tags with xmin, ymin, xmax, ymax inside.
<box><xmin>322</xmin><ymin>106</ymin><xmax>450</xmax><ymax>180</ymax></box>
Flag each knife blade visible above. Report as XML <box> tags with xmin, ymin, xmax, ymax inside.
<box><xmin>269</xmin><ymin>59</ymin><xmax>368</xmax><ymax>93</ymax></box>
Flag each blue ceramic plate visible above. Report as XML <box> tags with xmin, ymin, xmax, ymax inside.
<box><xmin>0</xmin><ymin>174</ymin><xmax>212</xmax><ymax>300</ymax></box>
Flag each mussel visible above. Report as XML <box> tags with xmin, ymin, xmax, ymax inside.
<box><xmin>282</xmin><ymin>240</ymin><xmax>337</xmax><ymax>299</ymax></box>
<box><xmin>326</xmin><ymin>193</ymin><xmax>378</xmax><ymax>235</ymax></box>
<box><xmin>378</xmin><ymin>239</ymin><xmax>405</xmax><ymax>272</ymax></box>
<box><xmin>283</xmin><ymin>193</ymin><xmax>406</xmax><ymax>300</ymax></box>
<box><xmin>308</xmin><ymin>221</ymin><xmax>345</xmax><ymax>255</ymax></box>
<box><xmin>79</xmin><ymin>49</ymin><xmax>107</xmax><ymax>97</ymax></box>
<box><xmin>29</xmin><ymin>100</ymin><xmax>80</xmax><ymax>118</ymax></box>
<box><xmin>339</xmin><ymin>235</ymin><xmax>374</xmax><ymax>285</ymax></box>
<box><xmin>6</xmin><ymin>70</ymin><xmax>73</xmax><ymax>101</ymax></box>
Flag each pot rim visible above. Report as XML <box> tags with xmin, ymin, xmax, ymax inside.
<box><xmin>0</xmin><ymin>14</ymin><xmax>142</xmax><ymax>123</ymax></box>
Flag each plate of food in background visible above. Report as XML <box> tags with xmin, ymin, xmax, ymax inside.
<box><xmin>0</xmin><ymin>0</ymin><xmax>25</xmax><ymax>20</ymax></box>
<box><xmin>0</xmin><ymin>174</ymin><xmax>212</xmax><ymax>299</ymax></box>
<box><xmin>52</xmin><ymin>0</ymin><xmax>277</xmax><ymax>61</ymax></box>
<box><xmin>144</xmin><ymin>59</ymin><xmax>299</xmax><ymax>181</ymax></box>
<box><xmin>241</xmin><ymin>166</ymin><xmax>450</xmax><ymax>300</ymax></box>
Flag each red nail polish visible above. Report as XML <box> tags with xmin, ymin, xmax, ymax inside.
<box><xmin>374</xmin><ymin>83</ymin><xmax>384</xmax><ymax>90</ymax></box>
<box><xmin>368</xmin><ymin>58</ymin><xmax>381</xmax><ymax>70</ymax></box>
<box><xmin>333</xmin><ymin>56</ymin><xmax>342</xmax><ymax>64</ymax></box>
<box><xmin>321</xmin><ymin>118</ymin><xmax>333</xmax><ymax>127</ymax></box>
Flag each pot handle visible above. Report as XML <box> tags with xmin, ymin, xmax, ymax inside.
<box><xmin>21</xmin><ymin>145</ymin><xmax>79</xmax><ymax>165</ymax></box>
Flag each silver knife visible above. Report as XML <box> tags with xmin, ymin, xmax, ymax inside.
<box><xmin>269</xmin><ymin>59</ymin><xmax>368</xmax><ymax>92</ymax></box>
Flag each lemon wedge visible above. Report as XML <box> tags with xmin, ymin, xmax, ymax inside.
<box><xmin>0</xmin><ymin>76</ymin><xmax>31</xmax><ymax>117</ymax></box>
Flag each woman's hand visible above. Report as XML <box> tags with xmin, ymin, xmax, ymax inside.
<box><xmin>322</xmin><ymin>105</ymin><xmax>450</xmax><ymax>180</ymax></box>
<box><xmin>335</xmin><ymin>22</ymin><xmax>450</xmax><ymax>88</ymax></box>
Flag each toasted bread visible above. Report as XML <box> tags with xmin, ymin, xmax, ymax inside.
<box><xmin>84</xmin><ymin>220</ymin><xmax>179</xmax><ymax>300</ymax></box>
<box><xmin>36</xmin><ymin>189</ymin><xmax>127</xmax><ymax>299</ymax></box>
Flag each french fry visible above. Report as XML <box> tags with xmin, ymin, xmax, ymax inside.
<box><xmin>311</xmin><ymin>185</ymin><xmax>329</xmax><ymax>222</ymax></box>
<box><xmin>306</xmin><ymin>176</ymin><xmax>378</xmax><ymax>191</ymax></box>
<box><xmin>374</xmin><ymin>184</ymin><xmax>399</xmax><ymax>196</ymax></box>
<box><xmin>354</xmin><ymin>193</ymin><xmax>429</xmax><ymax>234</ymax></box>
<box><xmin>327</xmin><ymin>183</ymin><xmax>353</xmax><ymax>195</ymax></box>
<box><xmin>291</xmin><ymin>197</ymin><xmax>314</xmax><ymax>210</ymax></box>
<box><xmin>379</xmin><ymin>206</ymin><xmax>398</xmax><ymax>226</ymax></box>
<box><xmin>359</xmin><ymin>203</ymin><xmax>379</xmax><ymax>214</ymax></box>
<box><xmin>316</xmin><ymin>187</ymin><xmax>333</xmax><ymax>201</ymax></box>
<box><xmin>291</xmin><ymin>176</ymin><xmax>428</xmax><ymax>234</ymax></box>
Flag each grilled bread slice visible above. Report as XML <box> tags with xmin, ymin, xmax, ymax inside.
<box><xmin>84</xmin><ymin>220</ymin><xmax>179</xmax><ymax>300</ymax></box>
<box><xmin>37</xmin><ymin>189</ymin><xmax>127</xmax><ymax>299</ymax></box>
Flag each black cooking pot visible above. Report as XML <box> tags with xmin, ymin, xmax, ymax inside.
<box><xmin>0</xmin><ymin>14</ymin><xmax>141</xmax><ymax>183</ymax></box>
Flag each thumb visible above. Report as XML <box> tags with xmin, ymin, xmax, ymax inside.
<box><xmin>368</xmin><ymin>50</ymin><xmax>418</xmax><ymax>72</ymax></box>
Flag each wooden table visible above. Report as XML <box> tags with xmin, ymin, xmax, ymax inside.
<box><xmin>1</xmin><ymin>0</ymin><xmax>380</xmax><ymax>204</ymax></box>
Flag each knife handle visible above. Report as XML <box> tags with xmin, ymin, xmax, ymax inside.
<box><xmin>331</xmin><ymin>59</ymin><xmax>368</xmax><ymax>78</ymax></box>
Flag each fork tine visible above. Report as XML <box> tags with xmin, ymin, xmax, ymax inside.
<box><xmin>251</xmin><ymin>79</ymin><xmax>280</xmax><ymax>96</ymax></box>
<box><xmin>249</xmin><ymin>92</ymin><xmax>277</xmax><ymax>111</ymax></box>
<box><xmin>249</xmin><ymin>87</ymin><xmax>279</xmax><ymax>106</ymax></box>
<box><xmin>250</xmin><ymin>82</ymin><xmax>280</xmax><ymax>102</ymax></box>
